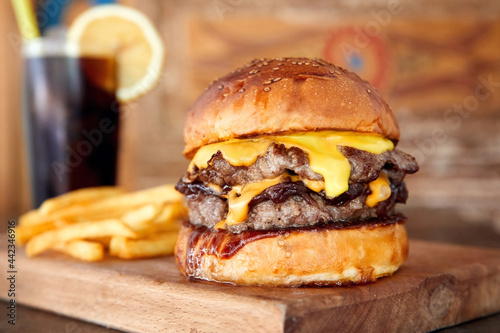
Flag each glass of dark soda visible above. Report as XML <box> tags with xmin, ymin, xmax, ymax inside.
<box><xmin>22</xmin><ymin>38</ymin><xmax>120</xmax><ymax>207</ymax></box>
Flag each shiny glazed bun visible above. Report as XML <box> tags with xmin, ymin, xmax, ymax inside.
<box><xmin>183</xmin><ymin>57</ymin><xmax>400</xmax><ymax>158</ymax></box>
<box><xmin>175</xmin><ymin>221</ymin><xmax>409</xmax><ymax>287</ymax></box>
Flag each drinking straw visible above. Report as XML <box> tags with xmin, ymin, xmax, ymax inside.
<box><xmin>11</xmin><ymin>0</ymin><xmax>40</xmax><ymax>40</ymax></box>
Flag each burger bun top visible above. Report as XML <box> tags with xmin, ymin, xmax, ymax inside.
<box><xmin>183</xmin><ymin>57</ymin><xmax>400</xmax><ymax>158</ymax></box>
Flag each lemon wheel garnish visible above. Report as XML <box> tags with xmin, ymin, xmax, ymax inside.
<box><xmin>68</xmin><ymin>4</ymin><xmax>164</xmax><ymax>102</ymax></box>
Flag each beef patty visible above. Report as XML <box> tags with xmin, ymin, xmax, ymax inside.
<box><xmin>176</xmin><ymin>143</ymin><xmax>418</xmax><ymax>233</ymax></box>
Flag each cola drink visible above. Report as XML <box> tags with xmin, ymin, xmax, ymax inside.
<box><xmin>23</xmin><ymin>40</ymin><xmax>120</xmax><ymax>207</ymax></box>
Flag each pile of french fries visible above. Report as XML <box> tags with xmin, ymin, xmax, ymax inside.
<box><xmin>17</xmin><ymin>185</ymin><xmax>187</xmax><ymax>262</ymax></box>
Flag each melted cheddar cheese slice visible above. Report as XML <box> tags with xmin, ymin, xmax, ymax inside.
<box><xmin>214</xmin><ymin>176</ymin><xmax>284</xmax><ymax>229</ymax></box>
<box><xmin>190</xmin><ymin>131</ymin><xmax>393</xmax><ymax>198</ymax></box>
<box><xmin>366</xmin><ymin>172</ymin><xmax>392</xmax><ymax>207</ymax></box>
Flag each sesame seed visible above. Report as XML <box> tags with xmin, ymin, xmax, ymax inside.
<box><xmin>257</xmin><ymin>64</ymin><xmax>262</xmax><ymax>67</ymax></box>
<box><xmin>262</xmin><ymin>61</ymin><xmax>269</xmax><ymax>66</ymax></box>
<box><xmin>273</xmin><ymin>77</ymin><xmax>281</xmax><ymax>82</ymax></box>
<box><xmin>264</xmin><ymin>80</ymin><xmax>272</xmax><ymax>85</ymax></box>
<box><xmin>264</xmin><ymin>87</ymin><xmax>271</xmax><ymax>92</ymax></box>
<box><xmin>239</xmin><ymin>88</ymin><xmax>245</xmax><ymax>93</ymax></box>
<box><xmin>329</xmin><ymin>70</ymin><xmax>334</xmax><ymax>74</ymax></box>
<box><xmin>305</xmin><ymin>62</ymin><xmax>310</xmax><ymax>65</ymax></box>
<box><xmin>367</xmin><ymin>89</ymin><xmax>371</xmax><ymax>94</ymax></box>
<box><xmin>335</xmin><ymin>70</ymin><xmax>341</xmax><ymax>75</ymax></box>
<box><xmin>272</xmin><ymin>67</ymin><xmax>279</xmax><ymax>70</ymax></box>
<box><xmin>223</xmin><ymin>92</ymin><xmax>229</xmax><ymax>97</ymax></box>
<box><xmin>218</xmin><ymin>84</ymin><xmax>224</xmax><ymax>90</ymax></box>
<box><xmin>291</xmin><ymin>61</ymin><xmax>297</xmax><ymax>64</ymax></box>
<box><xmin>312</xmin><ymin>64</ymin><xmax>319</xmax><ymax>67</ymax></box>
<box><xmin>277</xmin><ymin>63</ymin><xmax>283</xmax><ymax>66</ymax></box>
<box><xmin>249</xmin><ymin>69</ymin><xmax>260</xmax><ymax>75</ymax></box>
<box><xmin>297</xmin><ymin>62</ymin><xmax>303</xmax><ymax>65</ymax></box>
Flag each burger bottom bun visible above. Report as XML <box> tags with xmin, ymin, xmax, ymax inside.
<box><xmin>175</xmin><ymin>221</ymin><xmax>409</xmax><ymax>287</ymax></box>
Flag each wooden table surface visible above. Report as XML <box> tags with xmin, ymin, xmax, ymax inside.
<box><xmin>2</xmin><ymin>206</ymin><xmax>500</xmax><ymax>333</ymax></box>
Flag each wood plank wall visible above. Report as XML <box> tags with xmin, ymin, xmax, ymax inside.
<box><xmin>0</xmin><ymin>0</ymin><xmax>31</xmax><ymax>223</ymax></box>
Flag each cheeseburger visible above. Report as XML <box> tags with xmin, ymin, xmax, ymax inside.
<box><xmin>175</xmin><ymin>57</ymin><xmax>419</xmax><ymax>286</ymax></box>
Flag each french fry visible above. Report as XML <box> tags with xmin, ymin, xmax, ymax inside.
<box><xmin>18</xmin><ymin>184</ymin><xmax>185</xmax><ymax>262</ymax></box>
<box><xmin>53</xmin><ymin>240</ymin><xmax>104</xmax><ymax>262</ymax></box>
<box><xmin>39</xmin><ymin>186</ymin><xmax>124</xmax><ymax>216</ymax></box>
<box><xmin>19</xmin><ymin>210</ymin><xmax>38</xmax><ymax>226</ymax></box>
<box><xmin>120</xmin><ymin>204</ymin><xmax>161</xmax><ymax>235</ymax></box>
<box><xmin>43</xmin><ymin>205</ymin><xmax>126</xmax><ymax>223</ymax></box>
<box><xmin>114</xmin><ymin>203</ymin><xmax>184</xmax><ymax>236</ymax></box>
<box><xmin>17</xmin><ymin>220</ymin><xmax>70</xmax><ymax>245</ymax></box>
<box><xmin>19</xmin><ymin>210</ymin><xmax>54</xmax><ymax>227</ymax></box>
<box><xmin>92</xmin><ymin>237</ymin><xmax>112</xmax><ymax>248</ymax></box>
<box><xmin>153</xmin><ymin>201</ymin><xmax>187</xmax><ymax>224</ymax></box>
<box><xmin>109</xmin><ymin>237</ymin><xmax>125</xmax><ymax>257</ymax></box>
<box><xmin>46</xmin><ymin>185</ymin><xmax>182</xmax><ymax>222</ymax></box>
<box><xmin>26</xmin><ymin>219</ymin><xmax>138</xmax><ymax>257</ymax></box>
<box><xmin>149</xmin><ymin>221</ymin><xmax>181</xmax><ymax>234</ymax></box>
<box><xmin>21</xmin><ymin>205</ymin><xmax>120</xmax><ymax>227</ymax></box>
<box><xmin>109</xmin><ymin>231</ymin><xmax>178</xmax><ymax>259</ymax></box>
<box><xmin>141</xmin><ymin>202</ymin><xmax>186</xmax><ymax>234</ymax></box>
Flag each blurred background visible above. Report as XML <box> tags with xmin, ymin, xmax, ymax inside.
<box><xmin>1</xmin><ymin>0</ymin><xmax>499</xmax><ymax>245</ymax></box>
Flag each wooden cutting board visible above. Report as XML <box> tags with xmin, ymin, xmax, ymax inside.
<box><xmin>1</xmin><ymin>237</ymin><xmax>500</xmax><ymax>333</ymax></box>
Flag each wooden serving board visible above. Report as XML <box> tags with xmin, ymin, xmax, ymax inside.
<box><xmin>1</xmin><ymin>237</ymin><xmax>500</xmax><ymax>333</ymax></box>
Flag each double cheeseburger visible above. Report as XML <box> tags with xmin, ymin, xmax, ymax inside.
<box><xmin>175</xmin><ymin>57</ymin><xmax>419</xmax><ymax>286</ymax></box>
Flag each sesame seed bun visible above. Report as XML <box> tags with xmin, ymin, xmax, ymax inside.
<box><xmin>183</xmin><ymin>57</ymin><xmax>400</xmax><ymax>158</ymax></box>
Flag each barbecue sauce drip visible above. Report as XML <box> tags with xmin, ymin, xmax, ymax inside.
<box><xmin>248</xmin><ymin>181</ymin><xmax>367</xmax><ymax>208</ymax></box>
<box><xmin>185</xmin><ymin>224</ymin><xmax>284</xmax><ymax>276</ymax></box>
<box><xmin>183</xmin><ymin>214</ymin><xmax>406</xmax><ymax>276</ymax></box>
<box><xmin>176</xmin><ymin>179</ymin><xmax>407</xmax><ymax>211</ymax></box>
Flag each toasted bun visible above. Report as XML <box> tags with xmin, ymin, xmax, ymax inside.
<box><xmin>175</xmin><ymin>221</ymin><xmax>408</xmax><ymax>286</ymax></box>
<box><xmin>183</xmin><ymin>57</ymin><xmax>400</xmax><ymax>158</ymax></box>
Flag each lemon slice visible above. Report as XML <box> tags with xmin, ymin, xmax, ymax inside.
<box><xmin>68</xmin><ymin>4</ymin><xmax>164</xmax><ymax>102</ymax></box>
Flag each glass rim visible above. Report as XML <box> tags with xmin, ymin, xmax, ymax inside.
<box><xmin>22</xmin><ymin>37</ymin><xmax>114</xmax><ymax>58</ymax></box>
<box><xmin>22</xmin><ymin>37</ymin><xmax>78</xmax><ymax>57</ymax></box>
